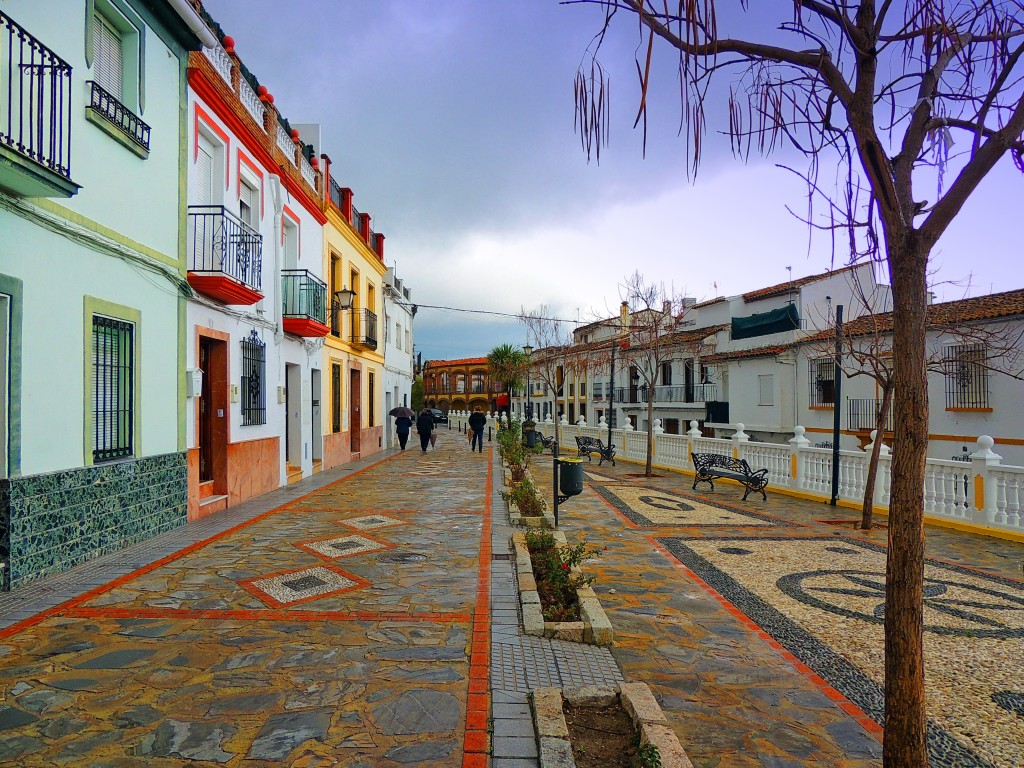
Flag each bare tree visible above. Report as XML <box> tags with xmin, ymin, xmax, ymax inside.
<box><xmin>570</xmin><ymin>3</ymin><xmax>1024</xmax><ymax>764</ymax></box>
<box><xmin>618</xmin><ymin>272</ymin><xmax>700</xmax><ymax>476</ymax></box>
<box><xmin>519</xmin><ymin>305</ymin><xmax>573</xmax><ymax>446</ymax></box>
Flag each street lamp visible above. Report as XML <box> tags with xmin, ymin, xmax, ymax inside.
<box><xmin>334</xmin><ymin>286</ymin><xmax>355</xmax><ymax>310</ymax></box>
<box><xmin>523</xmin><ymin>344</ymin><xmax>534</xmax><ymax>419</ymax></box>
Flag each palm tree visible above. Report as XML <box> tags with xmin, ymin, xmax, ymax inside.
<box><xmin>487</xmin><ymin>343</ymin><xmax>528</xmax><ymax>417</ymax></box>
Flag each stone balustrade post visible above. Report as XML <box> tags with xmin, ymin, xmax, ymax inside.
<box><xmin>789</xmin><ymin>426</ymin><xmax>810</xmax><ymax>490</ymax></box>
<box><xmin>686</xmin><ymin>420</ymin><xmax>701</xmax><ymax>469</ymax></box>
<box><xmin>731</xmin><ymin>422</ymin><xmax>748</xmax><ymax>459</ymax></box>
<box><xmin>970</xmin><ymin>435</ymin><xmax>1002</xmax><ymax>525</ymax></box>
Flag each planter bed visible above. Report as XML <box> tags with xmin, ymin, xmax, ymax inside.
<box><xmin>511</xmin><ymin>530</ymin><xmax>613</xmax><ymax>645</ymax></box>
<box><xmin>502</xmin><ymin>461</ymin><xmax>555</xmax><ymax>528</ymax></box>
<box><xmin>531</xmin><ymin>683</ymin><xmax>693</xmax><ymax>768</ymax></box>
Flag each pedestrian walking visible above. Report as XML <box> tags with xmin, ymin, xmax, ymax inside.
<box><xmin>468</xmin><ymin>407</ymin><xmax>486</xmax><ymax>453</ymax></box>
<box><xmin>416</xmin><ymin>408</ymin><xmax>434</xmax><ymax>452</ymax></box>
<box><xmin>394</xmin><ymin>414</ymin><xmax>412</xmax><ymax>450</ymax></box>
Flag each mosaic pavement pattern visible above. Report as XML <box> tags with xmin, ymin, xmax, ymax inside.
<box><xmin>591</xmin><ymin>481</ymin><xmax>789</xmax><ymax>527</ymax></box>
<box><xmin>240</xmin><ymin>565</ymin><xmax>368</xmax><ymax>607</ymax></box>
<box><xmin>660</xmin><ymin>535</ymin><xmax>1024</xmax><ymax>768</ymax></box>
<box><xmin>295</xmin><ymin>533</ymin><xmax>393</xmax><ymax>561</ymax></box>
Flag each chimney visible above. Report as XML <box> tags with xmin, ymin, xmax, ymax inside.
<box><xmin>620</xmin><ymin>301</ymin><xmax>629</xmax><ymax>325</ymax></box>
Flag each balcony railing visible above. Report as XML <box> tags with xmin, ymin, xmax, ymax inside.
<box><xmin>0</xmin><ymin>12</ymin><xmax>75</xmax><ymax>191</ymax></box>
<box><xmin>349</xmin><ymin>308</ymin><xmax>378</xmax><ymax>349</ymax></box>
<box><xmin>329</xmin><ymin>176</ymin><xmax>344</xmax><ymax>211</ymax></box>
<box><xmin>86</xmin><ymin>81</ymin><xmax>150</xmax><ymax>152</ymax></box>
<box><xmin>188</xmin><ymin>205</ymin><xmax>263</xmax><ymax>289</ymax></box>
<box><xmin>351</xmin><ymin>204</ymin><xmax>365</xmax><ymax>236</ymax></box>
<box><xmin>847</xmin><ymin>397</ymin><xmax>894</xmax><ymax>432</ymax></box>
<box><xmin>282</xmin><ymin>269</ymin><xmax>327</xmax><ymax>324</ymax></box>
<box><xmin>614</xmin><ymin>383</ymin><xmax>716</xmax><ymax>404</ymax></box>
<box><xmin>705</xmin><ymin>400</ymin><xmax>730</xmax><ymax>424</ymax></box>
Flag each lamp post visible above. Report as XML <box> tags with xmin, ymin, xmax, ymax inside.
<box><xmin>523</xmin><ymin>344</ymin><xmax>534</xmax><ymax>419</ymax></box>
<box><xmin>608</xmin><ymin>337</ymin><xmax>616</xmax><ymax>448</ymax></box>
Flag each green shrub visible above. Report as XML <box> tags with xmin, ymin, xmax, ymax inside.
<box><xmin>501</xmin><ymin>475</ymin><xmax>546</xmax><ymax>517</ymax></box>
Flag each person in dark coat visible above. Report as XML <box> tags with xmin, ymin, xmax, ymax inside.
<box><xmin>394</xmin><ymin>414</ymin><xmax>412</xmax><ymax>450</ymax></box>
<box><xmin>416</xmin><ymin>409</ymin><xmax>435</xmax><ymax>452</ymax></box>
<box><xmin>468</xmin><ymin>407</ymin><xmax>487</xmax><ymax>453</ymax></box>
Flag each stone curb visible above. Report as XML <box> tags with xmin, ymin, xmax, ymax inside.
<box><xmin>510</xmin><ymin>532</ymin><xmax>614</xmax><ymax>646</ymax></box>
<box><xmin>530</xmin><ymin>684</ymin><xmax>694</xmax><ymax>768</ymax></box>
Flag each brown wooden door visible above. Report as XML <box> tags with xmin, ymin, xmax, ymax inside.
<box><xmin>199</xmin><ymin>339</ymin><xmax>213</xmax><ymax>482</ymax></box>
<box><xmin>350</xmin><ymin>368</ymin><xmax>361</xmax><ymax>452</ymax></box>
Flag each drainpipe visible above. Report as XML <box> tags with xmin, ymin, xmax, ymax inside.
<box><xmin>269</xmin><ymin>174</ymin><xmax>284</xmax><ymax>345</ymax></box>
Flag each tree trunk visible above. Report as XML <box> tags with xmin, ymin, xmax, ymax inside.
<box><xmin>883</xmin><ymin>238</ymin><xmax>929</xmax><ymax>768</ymax></box>
<box><xmin>861</xmin><ymin>381</ymin><xmax>893</xmax><ymax>530</ymax></box>
<box><xmin>645</xmin><ymin>391</ymin><xmax>655</xmax><ymax>476</ymax></box>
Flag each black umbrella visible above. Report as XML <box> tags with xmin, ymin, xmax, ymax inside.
<box><xmin>389</xmin><ymin>406</ymin><xmax>416</xmax><ymax>418</ymax></box>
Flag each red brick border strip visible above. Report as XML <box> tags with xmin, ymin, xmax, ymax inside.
<box><xmin>62</xmin><ymin>606</ymin><xmax>472</xmax><ymax>623</ymax></box>
<box><xmin>463</xmin><ymin>446</ymin><xmax>493</xmax><ymax>766</ymax></box>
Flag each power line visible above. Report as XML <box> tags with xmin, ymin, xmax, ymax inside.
<box><xmin>391</xmin><ymin>298</ymin><xmax>574</xmax><ymax>324</ymax></box>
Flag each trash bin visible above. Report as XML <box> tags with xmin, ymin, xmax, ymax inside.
<box><xmin>523</xmin><ymin>419</ymin><xmax>537</xmax><ymax>448</ymax></box>
<box><xmin>558</xmin><ymin>457</ymin><xmax>584</xmax><ymax>497</ymax></box>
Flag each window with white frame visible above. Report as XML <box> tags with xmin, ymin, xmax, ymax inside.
<box><xmin>758</xmin><ymin>374</ymin><xmax>774</xmax><ymax>406</ymax></box>
<box><xmin>943</xmin><ymin>344</ymin><xmax>990</xmax><ymax>408</ymax></box>
<box><xmin>239</xmin><ymin>179</ymin><xmax>258</xmax><ymax>228</ymax></box>
<box><xmin>395</xmin><ymin>322</ymin><xmax>402</xmax><ymax>350</ymax></box>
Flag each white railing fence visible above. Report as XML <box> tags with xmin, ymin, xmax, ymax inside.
<box><xmin>525</xmin><ymin>419</ymin><xmax>1023</xmax><ymax>537</ymax></box>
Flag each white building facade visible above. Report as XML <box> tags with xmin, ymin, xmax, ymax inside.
<box><xmin>0</xmin><ymin>1</ymin><xmax>213</xmax><ymax>587</ymax></box>
<box><xmin>382</xmin><ymin>268</ymin><xmax>415</xmax><ymax>448</ymax></box>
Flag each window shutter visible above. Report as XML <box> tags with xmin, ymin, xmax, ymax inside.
<box><xmin>195</xmin><ymin>138</ymin><xmax>214</xmax><ymax>205</ymax></box>
<box><xmin>92</xmin><ymin>14</ymin><xmax>123</xmax><ymax>100</ymax></box>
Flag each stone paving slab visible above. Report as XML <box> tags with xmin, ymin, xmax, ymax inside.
<box><xmin>0</xmin><ymin>444</ymin><xmax>491</xmax><ymax>767</ymax></box>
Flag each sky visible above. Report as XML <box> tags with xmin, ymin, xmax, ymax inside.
<box><xmin>200</xmin><ymin>0</ymin><xmax>1022</xmax><ymax>361</ymax></box>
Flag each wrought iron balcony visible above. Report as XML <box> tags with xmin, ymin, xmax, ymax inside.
<box><xmin>614</xmin><ymin>383</ymin><xmax>717</xmax><ymax>405</ymax></box>
<box><xmin>282</xmin><ymin>270</ymin><xmax>328</xmax><ymax>337</ymax></box>
<box><xmin>0</xmin><ymin>12</ymin><xmax>77</xmax><ymax>197</ymax></box>
<box><xmin>86</xmin><ymin>81</ymin><xmax>150</xmax><ymax>154</ymax></box>
<box><xmin>349</xmin><ymin>308</ymin><xmax>378</xmax><ymax>350</ymax></box>
<box><xmin>847</xmin><ymin>398</ymin><xmax>894</xmax><ymax>432</ymax></box>
<box><xmin>187</xmin><ymin>206</ymin><xmax>263</xmax><ymax>305</ymax></box>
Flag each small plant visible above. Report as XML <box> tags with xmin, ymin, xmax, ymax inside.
<box><xmin>524</xmin><ymin>530</ymin><xmax>601</xmax><ymax>621</ymax></box>
<box><xmin>501</xmin><ymin>476</ymin><xmax>546</xmax><ymax>516</ymax></box>
<box><xmin>635</xmin><ymin>743</ymin><xmax>662</xmax><ymax>768</ymax></box>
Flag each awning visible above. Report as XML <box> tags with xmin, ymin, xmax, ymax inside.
<box><xmin>731</xmin><ymin>303</ymin><xmax>800</xmax><ymax>340</ymax></box>
<box><xmin>496</xmin><ymin>394</ymin><xmax>510</xmax><ymax>406</ymax></box>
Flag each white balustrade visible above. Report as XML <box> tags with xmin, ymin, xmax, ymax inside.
<box><xmin>739</xmin><ymin>441</ymin><xmax>791</xmax><ymax>487</ymax></box>
<box><xmin>238</xmin><ymin>75</ymin><xmax>264</xmax><ymax>126</ymax></box>
<box><xmin>202</xmin><ymin>44</ymin><xmax>233</xmax><ymax>85</ymax></box>
<box><xmin>276</xmin><ymin>122</ymin><xmax>296</xmax><ymax>164</ymax></box>
<box><xmin>300</xmin><ymin>154</ymin><xmax>316</xmax><ymax>189</ymax></box>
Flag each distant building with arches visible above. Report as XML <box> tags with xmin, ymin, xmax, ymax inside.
<box><xmin>422</xmin><ymin>358</ymin><xmax>504</xmax><ymax>413</ymax></box>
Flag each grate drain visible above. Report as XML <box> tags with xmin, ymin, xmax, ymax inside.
<box><xmin>492</xmin><ymin>553</ymin><xmax>511</xmax><ymax>561</ymax></box>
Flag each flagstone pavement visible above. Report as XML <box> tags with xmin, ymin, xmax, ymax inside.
<box><xmin>0</xmin><ymin>434</ymin><xmax>1020</xmax><ymax>767</ymax></box>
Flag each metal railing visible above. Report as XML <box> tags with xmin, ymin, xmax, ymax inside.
<box><xmin>847</xmin><ymin>397</ymin><xmax>894</xmax><ymax>432</ymax></box>
<box><xmin>349</xmin><ymin>308</ymin><xmax>378</xmax><ymax>349</ymax></box>
<box><xmin>187</xmin><ymin>205</ymin><xmax>263</xmax><ymax>290</ymax></box>
<box><xmin>329</xmin><ymin>176</ymin><xmax>344</xmax><ymax>212</ymax></box>
<box><xmin>614</xmin><ymin>383</ymin><xmax>717</xmax><ymax>404</ymax></box>
<box><xmin>351</xmin><ymin>204</ymin><xmax>365</xmax><ymax>236</ymax></box>
<box><xmin>0</xmin><ymin>12</ymin><xmax>73</xmax><ymax>179</ymax></box>
<box><xmin>370</xmin><ymin>229</ymin><xmax>381</xmax><ymax>254</ymax></box>
<box><xmin>281</xmin><ymin>270</ymin><xmax>326</xmax><ymax>324</ymax></box>
<box><xmin>87</xmin><ymin>81</ymin><xmax>150</xmax><ymax>152</ymax></box>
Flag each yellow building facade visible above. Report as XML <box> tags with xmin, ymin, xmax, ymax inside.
<box><xmin>320</xmin><ymin>161</ymin><xmax>388</xmax><ymax>468</ymax></box>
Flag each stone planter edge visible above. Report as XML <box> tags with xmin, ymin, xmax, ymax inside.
<box><xmin>531</xmin><ymin>683</ymin><xmax>694</xmax><ymax>768</ymax></box>
<box><xmin>510</xmin><ymin>531</ymin><xmax>613</xmax><ymax>646</ymax></box>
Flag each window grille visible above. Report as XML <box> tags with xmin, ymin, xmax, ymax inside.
<box><xmin>92</xmin><ymin>315</ymin><xmax>133</xmax><ymax>462</ymax></box>
<box><xmin>943</xmin><ymin>344</ymin><xmax>989</xmax><ymax>408</ymax></box>
<box><xmin>241</xmin><ymin>330</ymin><xmax>266</xmax><ymax>425</ymax></box>
<box><xmin>331</xmin><ymin>363</ymin><xmax>342</xmax><ymax>432</ymax></box>
<box><xmin>809</xmin><ymin>357</ymin><xmax>835</xmax><ymax>407</ymax></box>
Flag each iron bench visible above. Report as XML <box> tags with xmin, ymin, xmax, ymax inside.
<box><xmin>576</xmin><ymin>435</ymin><xmax>616</xmax><ymax>466</ymax></box>
<box><xmin>690</xmin><ymin>452</ymin><xmax>769</xmax><ymax>501</ymax></box>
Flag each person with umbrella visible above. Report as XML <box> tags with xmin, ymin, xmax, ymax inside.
<box><xmin>415</xmin><ymin>408</ymin><xmax>435</xmax><ymax>452</ymax></box>
<box><xmin>389</xmin><ymin>406</ymin><xmax>415</xmax><ymax>450</ymax></box>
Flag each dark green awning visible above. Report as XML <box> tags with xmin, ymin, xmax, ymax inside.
<box><xmin>731</xmin><ymin>303</ymin><xmax>800</xmax><ymax>340</ymax></box>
